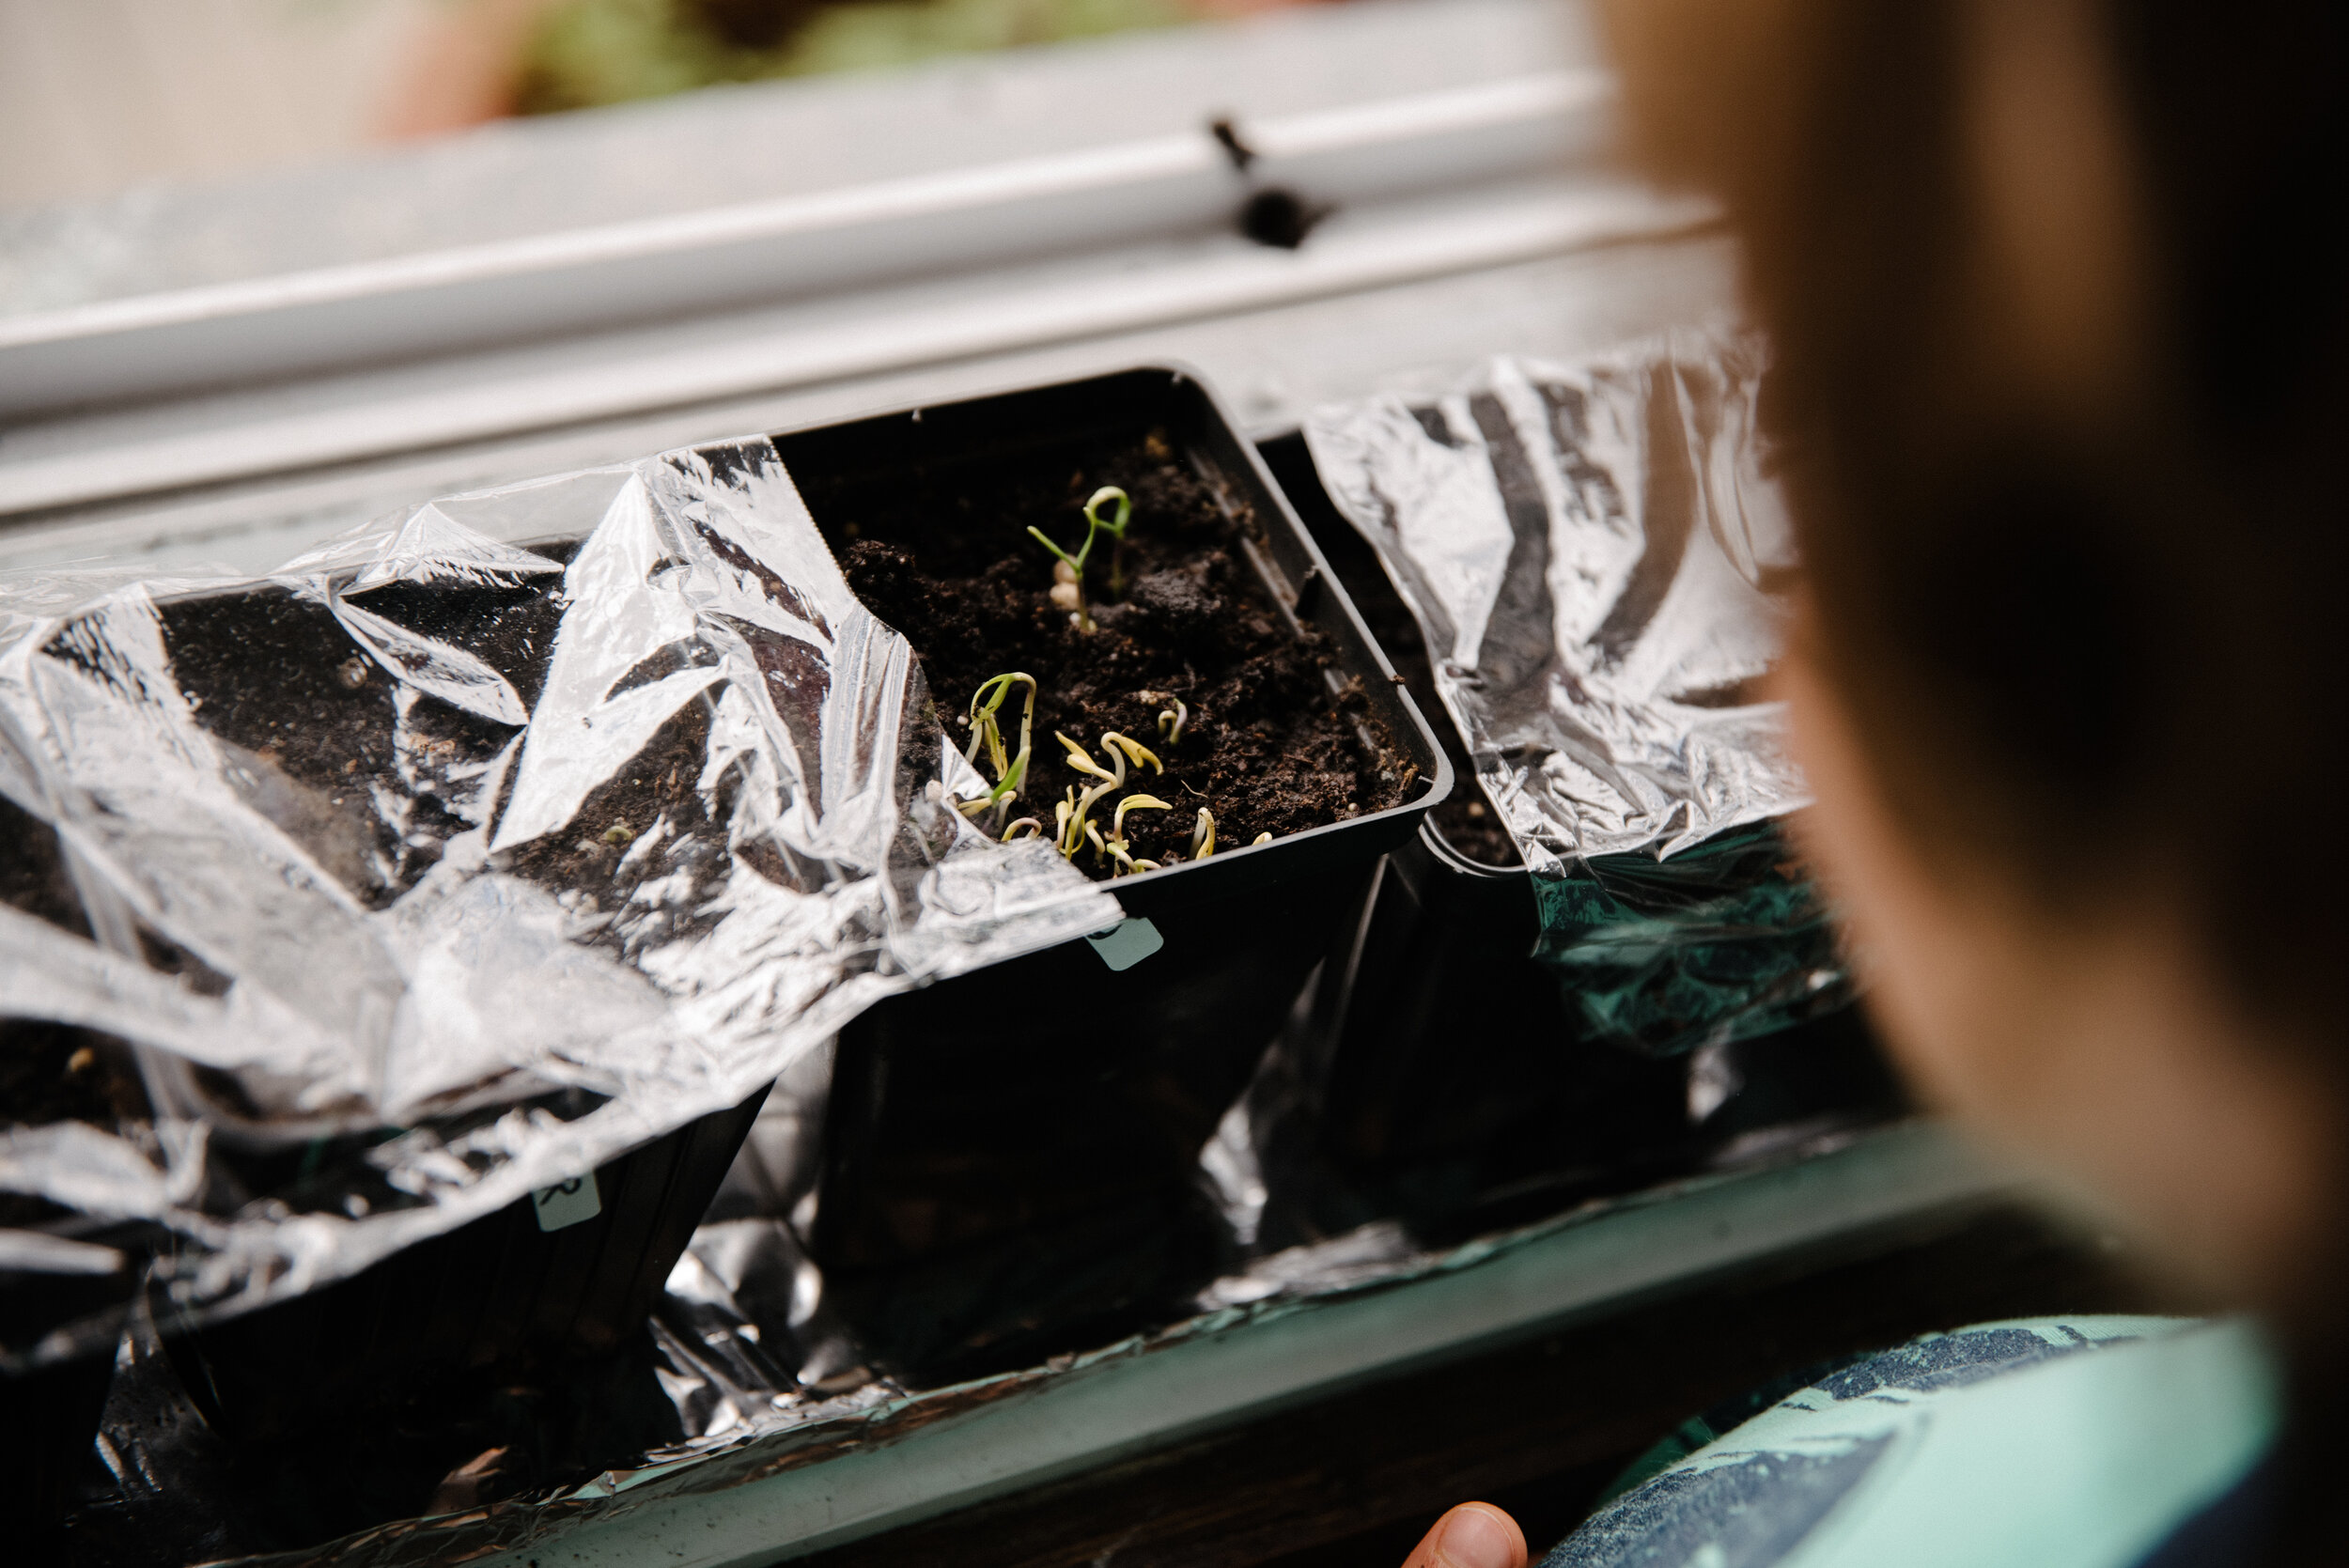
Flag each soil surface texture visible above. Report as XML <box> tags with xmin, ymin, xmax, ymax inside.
<box><xmin>806</xmin><ymin>429</ymin><xmax>1409</xmax><ymax>878</ymax></box>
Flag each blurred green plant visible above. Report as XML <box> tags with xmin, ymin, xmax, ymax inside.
<box><xmin>519</xmin><ymin>0</ymin><xmax>1192</xmax><ymax>115</ymax></box>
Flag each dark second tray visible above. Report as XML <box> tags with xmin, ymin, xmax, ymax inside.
<box><xmin>1254</xmin><ymin>433</ymin><xmax>1906</xmax><ymax>1246</ymax></box>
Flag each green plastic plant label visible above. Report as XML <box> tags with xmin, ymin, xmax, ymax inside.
<box><xmin>1086</xmin><ymin>917</ymin><xmax>1164</xmax><ymax>971</ymax></box>
<box><xmin>532</xmin><ymin>1172</ymin><xmax>602</xmax><ymax>1233</ymax></box>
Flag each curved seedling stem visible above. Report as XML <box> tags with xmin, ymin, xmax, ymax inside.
<box><xmin>1027</xmin><ymin>486</ymin><xmax>1134</xmax><ymax>633</ymax></box>
<box><xmin>1089</xmin><ymin>486</ymin><xmax>1133</xmax><ymax>596</ymax></box>
<box><xmin>1057</xmin><ymin>730</ymin><xmax>1121</xmax><ymax>786</ymax></box>
<box><xmin>960</xmin><ymin>673</ymin><xmax>1036</xmax><ymax>828</ymax></box>
<box><xmin>1112</xmin><ymin>794</ymin><xmax>1171</xmax><ymax>836</ymax></box>
<box><xmin>1102</xmin><ymin>732</ymin><xmax>1162</xmax><ymax>776</ymax></box>
<box><xmin>1103</xmin><ymin>793</ymin><xmax>1171</xmax><ymax>877</ymax></box>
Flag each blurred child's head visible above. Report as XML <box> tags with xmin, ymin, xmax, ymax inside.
<box><xmin>1600</xmin><ymin>0</ymin><xmax>2349</xmax><ymax>1331</ymax></box>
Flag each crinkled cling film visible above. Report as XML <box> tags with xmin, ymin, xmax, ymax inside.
<box><xmin>0</xmin><ymin>439</ymin><xmax>1116</xmax><ymax>1369</ymax></box>
<box><xmin>1304</xmin><ymin>331</ymin><xmax>1854</xmax><ymax>1053</ymax></box>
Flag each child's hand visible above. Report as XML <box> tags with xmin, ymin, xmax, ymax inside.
<box><xmin>1401</xmin><ymin>1502</ymin><xmax>1527</xmax><ymax>1568</ymax></box>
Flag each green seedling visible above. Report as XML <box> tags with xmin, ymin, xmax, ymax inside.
<box><xmin>1027</xmin><ymin>486</ymin><xmax>1132</xmax><ymax>633</ymax></box>
<box><xmin>957</xmin><ymin>672</ymin><xmax>1035</xmax><ymax>829</ymax></box>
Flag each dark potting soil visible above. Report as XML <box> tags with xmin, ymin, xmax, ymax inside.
<box><xmin>155</xmin><ymin>567</ymin><xmax>776</xmax><ymax>961</ymax></box>
<box><xmin>1431</xmin><ymin>796</ymin><xmax>1521</xmax><ymax>869</ymax></box>
<box><xmin>1250</xmin><ymin>434</ymin><xmax>1517</xmax><ymax>873</ymax></box>
<box><xmin>0</xmin><ymin>1022</ymin><xmax>146</xmax><ymax>1136</ymax></box>
<box><xmin>806</xmin><ymin>429</ymin><xmax>1411</xmax><ymax>878</ymax></box>
<box><xmin>0</xmin><ymin>797</ymin><xmax>149</xmax><ymax>1152</ymax></box>
<box><xmin>157</xmin><ymin>571</ymin><xmax>568</xmax><ymax>910</ymax></box>
<box><xmin>0</xmin><ymin>793</ymin><xmax>93</xmax><ymax>940</ymax></box>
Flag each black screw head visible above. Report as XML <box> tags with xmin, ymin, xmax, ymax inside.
<box><xmin>1238</xmin><ymin>188</ymin><xmax>1330</xmax><ymax>251</ymax></box>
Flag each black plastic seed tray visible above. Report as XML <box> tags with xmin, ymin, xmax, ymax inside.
<box><xmin>0</xmin><ymin>564</ymin><xmax>784</xmax><ymax>1445</ymax></box>
<box><xmin>164</xmin><ymin>1088</ymin><xmax>768</xmax><ymax>1445</ymax></box>
<box><xmin>776</xmin><ymin>368</ymin><xmax>1453</xmax><ymax>1385</ymax></box>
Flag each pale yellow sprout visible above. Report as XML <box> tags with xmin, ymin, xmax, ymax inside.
<box><xmin>1113</xmin><ymin>794</ymin><xmax>1171</xmax><ymax>836</ymax></box>
<box><xmin>1057</xmin><ymin>730</ymin><xmax>1119</xmax><ymax>785</ymax></box>
<box><xmin>1103</xmin><ymin>732</ymin><xmax>1162</xmax><ymax>776</ymax></box>
<box><xmin>1102</xmin><ymin>794</ymin><xmax>1172</xmax><ymax>877</ymax></box>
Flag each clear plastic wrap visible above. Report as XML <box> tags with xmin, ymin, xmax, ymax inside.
<box><xmin>1304</xmin><ymin>332</ymin><xmax>1853</xmax><ymax>1052</ymax></box>
<box><xmin>0</xmin><ymin>438</ymin><xmax>1116</xmax><ymax>1367</ymax></box>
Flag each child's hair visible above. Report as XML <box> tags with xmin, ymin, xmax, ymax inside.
<box><xmin>1602</xmin><ymin>0</ymin><xmax>2348</xmax><ymax>1550</ymax></box>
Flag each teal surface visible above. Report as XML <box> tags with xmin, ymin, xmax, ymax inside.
<box><xmin>1546</xmin><ymin>1315</ymin><xmax>2281</xmax><ymax>1568</ymax></box>
<box><xmin>1532</xmin><ymin>821</ymin><xmax>1855</xmax><ymax>1055</ymax></box>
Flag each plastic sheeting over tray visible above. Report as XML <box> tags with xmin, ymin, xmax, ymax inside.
<box><xmin>1304</xmin><ymin>332</ymin><xmax>1852</xmax><ymax>1052</ymax></box>
<box><xmin>0</xmin><ymin>439</ymin><xmax>1116</xmax><ymax>1366</ymax></box>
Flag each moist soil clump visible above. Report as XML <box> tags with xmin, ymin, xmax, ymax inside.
<box><xmin>807</xmin><ymin>430</ymin><xmax>1408</xmax><ymax>877</ymax></box>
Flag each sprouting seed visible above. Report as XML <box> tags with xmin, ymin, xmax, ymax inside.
<box><xmin>1102</xmin><ymin>732</ymin><xmax>1162</xmax><ymax>776</ymax></box>
<box><xmin>1058</xmin><ymin>730</ymin><xmax>1120</xmax><ymax>785</ymax></box>
<box><xmin>1113</xmin><ymin>794</ymin><xmax>1171</xmax><ymax>837</ymax></box>
<box><xmin>602</xmin><ymin>823</ymin><xmax>634</xmax><ymax>846</ymax></box>
<box><xmin>1103</xmin><ymin>794</ymin><xmax>1172</xmax><ymax>876</ymax></box>
<box><xmin>1003</xmin><ymin>816</ymin><xmax>1045</xmax><ymax>842</ymax></box>
<box><xmin>1026</xmin><ymin>486</ymin><xmax>1133</xmax><ymax>633</ymax></box>
<box><xmin>958</xmin><ymin>673</ymin><xmax>1036</xmax><ymax>821</ymax></box>
<box><xmin>1053</xmin><ymin>732</ymin><xmax>1133</xmax><ymax>858</ymax></box>
<box><xmin>1045</xmin><ymin>732</ymin><xmax>1192</xmax><ymax>877</ymax></box>
<box><xmin>1157</xmin><ymin>695</ymin><xmax>1189</xmax><ymax>745</ymax></box>
<box><xmin>1251</xmin><ymin>831</ymin><xmax>1272</xmax><ymax>846</ymax></box>
<box><xmin>1190</xmin><ymin>808</ymin><xmax>1216</xmax><ymax>860</ymax></box>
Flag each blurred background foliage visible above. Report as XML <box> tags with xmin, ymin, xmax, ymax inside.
<box><xmin>517</xmin><ymin>0</ymin><xmax>1195</xmax><ymax>114</ymax></box>
<box><xmin>0</xmin><ymin>0</ymin><xmax>1330</xmax><ymax>210</ymax></box>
